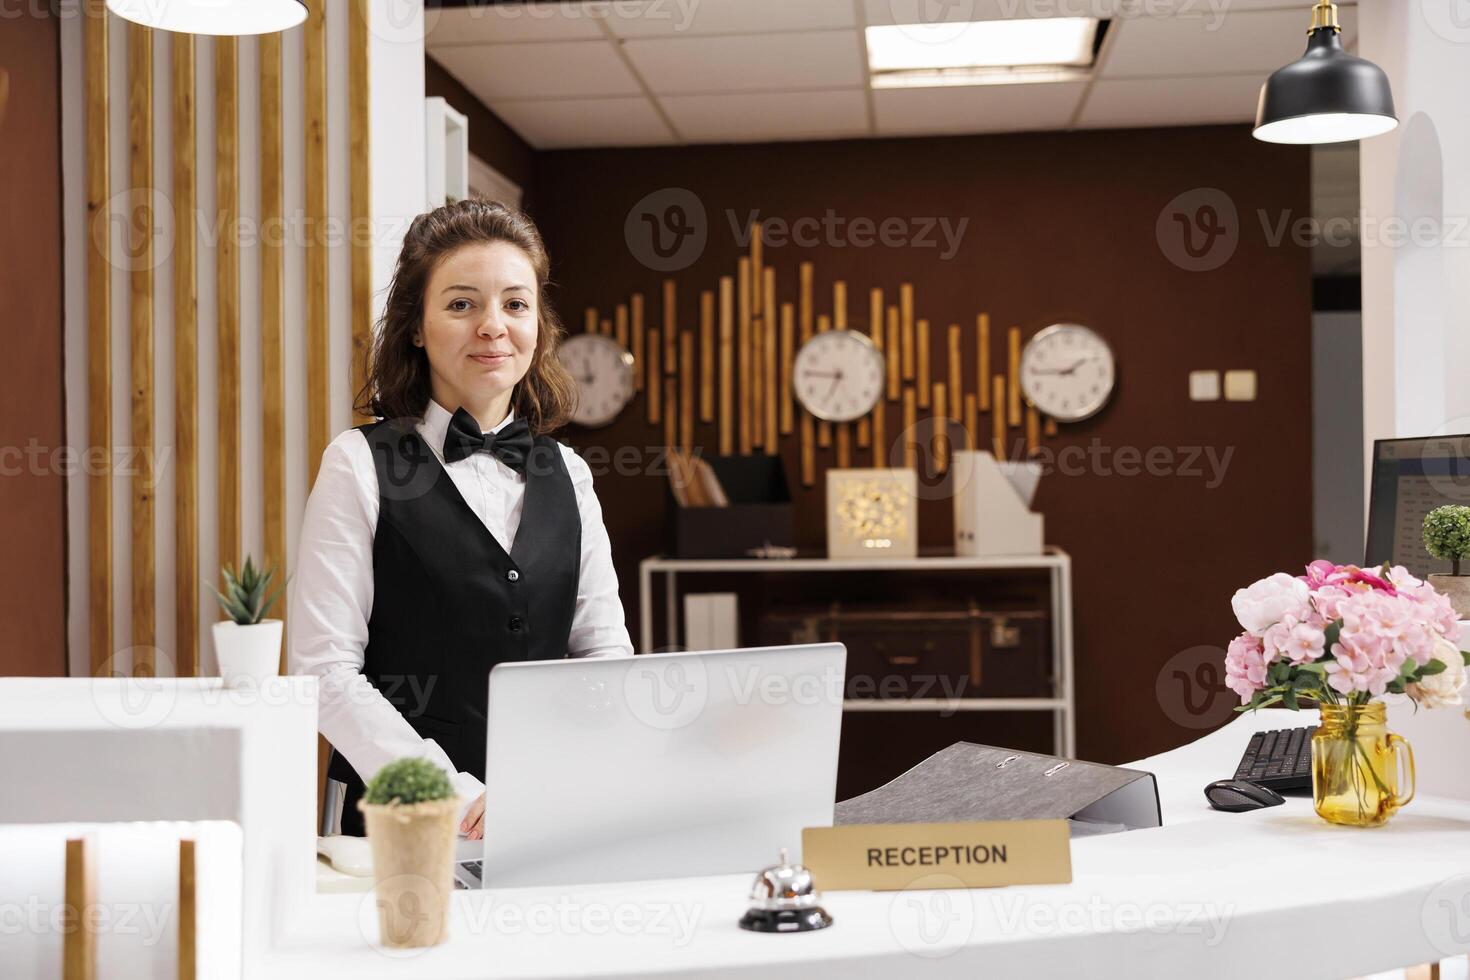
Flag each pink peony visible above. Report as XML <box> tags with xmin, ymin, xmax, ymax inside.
<box><xmin>1263</xmin><ymin>615</ymin><xmax>1326</xmax><ymax>666</ymax></box>
<box><xmin>1232</xmin><ymin>573</ymin><xmax>1312</xmax><ymax>635</ymax></box>
<box><xmin>1225</xmin><ymin>632</ymin><xmax>1270</xmax><ymax>703</ymax></box>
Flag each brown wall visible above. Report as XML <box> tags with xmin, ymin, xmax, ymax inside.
<box><xmin>0</xmin><ymin>10</ymin><xmax>67</xmax><ymax>676</ymax></box>
<box><xmin>529</xmin><ymin>125</ymin><xmax>1314</xmax><ymax>766</ymax></box>
<box><xmin>424</xmin><ymin>55</ymin><xmax>535</xmax><ymax>200</ymax></box>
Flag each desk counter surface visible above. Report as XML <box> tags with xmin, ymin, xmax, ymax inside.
<box><xmin>288</xmin><ymin>706</ymin><xmax>1470</xmax><ymax>979</ymax></box>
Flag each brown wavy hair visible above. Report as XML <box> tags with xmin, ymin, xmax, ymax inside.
<box><xmin>356</xmin><ymin>199</ymin><xmax>575</xmax><ymax>435</ymax></box>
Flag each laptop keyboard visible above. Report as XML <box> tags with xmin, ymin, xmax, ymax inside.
<box><xmin>454</xmin><ymin>859</ymin><xmax>484</xmax><ymax>890</ymax></box>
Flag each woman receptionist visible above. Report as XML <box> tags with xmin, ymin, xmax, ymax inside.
<box><xmin>289</xmin><ymin>200</ymin><xmax>633</xmax><ymax>839</ymax></box>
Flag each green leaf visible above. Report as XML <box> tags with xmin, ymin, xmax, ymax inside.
<box><xmin>1419</xmin><ymin>660</ymin><xmax>1447</xmax><ymax>676</ymax></box>
<box><xmin>1461</xmin><ymin>650</ymin><xmax>1470</xmax><ymax>667</ymax></box>
<box><xmin>1323</xmin><ymin>621</ymin><xmax>1342</xmax><ymax>652</ymax></box>
<box><xmin>1387</xmin><ymin>679</ymin><xmax>1406</xmax><ymax>695</ymax></box>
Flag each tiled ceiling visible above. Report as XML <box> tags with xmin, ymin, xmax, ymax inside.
<box><xmin>425</xmin><ymin>0</ymin><xmax>1358</xmax><ymax>149</ymax></box>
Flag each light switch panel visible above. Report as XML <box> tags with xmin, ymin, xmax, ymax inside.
<box><xmin>1189</xmin><ymin>370</ymin><xmax>1220</xmax><ymax>401</ymax></box>
<box><xmin>1224</xmin><ymin>370</ymin><xmax>1257</xmax><ymax>401</ymax></box>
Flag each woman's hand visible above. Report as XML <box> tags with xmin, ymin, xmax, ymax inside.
<box><xmin>461</xmin><ymin>793</ymin><xmax>486</xmax><ymax>840</ymax></box>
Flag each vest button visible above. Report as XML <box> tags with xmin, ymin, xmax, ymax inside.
<box><xmin>507</xmin><ymin>616</ymin><xmax>524</xmax><ymax>632</ymax></box>
<box><xmin>506</xmin><ymin>569</ymin><xmax>520</xmax><ymax>582</ymax></box>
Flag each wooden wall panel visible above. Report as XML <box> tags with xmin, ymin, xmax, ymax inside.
<box><xmin>349</xmin><ymin>0</ymin><xmax>372</xmax><ymax>424</ymax></box>
<box><xmin>172</xmin><ymin>34</ymin><xmax>198</xmax><ymax>677</ymax></box>
<box><xmin>83</xmin><ymin>0</ymin><xmax>111</xmax><ymax>676</ymax></box>
<box><xmin>305</xmin><ymin>0</ymin><xmax>329</xmax><ymax>484</ymax></box>
<box><xmin>63</xmin><ymin>837</ymin><xmax>96</xmax><ymax>980</ymax></box>
<box><xmin>215</xmin><ymin>36</ymin><xmax>240</xmax><ymax>581</ymax></box>
<box><xmin>127</xmin><ymin>24</ymin><xmax>155</xmax><ymax>673</ymax></box>
<box><xmin>260</xmin><ymin>31</ymin><xmax>286</xmax><ymax>657</ymax></box>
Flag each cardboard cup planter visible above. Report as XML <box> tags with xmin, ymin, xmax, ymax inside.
<box><xmin>358</xmin><ymin>758</ymin><xmax>460</xmax><ymax>949</ymax></box>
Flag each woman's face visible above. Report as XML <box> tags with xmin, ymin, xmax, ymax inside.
<box><xmin>416</xmin><ymin>240</ymin><xmax>539</xmax><ymax>418</ymax></box>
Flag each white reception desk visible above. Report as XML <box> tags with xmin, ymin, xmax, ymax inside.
<box><xmin>3</xmin><ymin>677</ymin><xmax>1469</xmax><ymax>979</ymax></box>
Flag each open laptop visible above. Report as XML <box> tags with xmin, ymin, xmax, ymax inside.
<box><xmin>454</xmin><ymin>642</ymin><xmax>846</xmax><ymax>889</ymax></box>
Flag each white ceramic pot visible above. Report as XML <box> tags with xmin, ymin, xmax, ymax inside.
<box><xmin>212</xmin><ymin>619</ymin><xmax>283</xmax><ymax>687</ymax></box>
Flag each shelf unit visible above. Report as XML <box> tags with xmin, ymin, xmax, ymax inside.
<box><xmin>637</xmin><ymin>549</ymin><xmax>1075</xmax><ymax>757</ymax></box>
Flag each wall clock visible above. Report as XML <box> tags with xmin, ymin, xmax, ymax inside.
<box><xmin>793</xmin><ymin>329</ymin><xmax>886</xmax><ymax>423</ymax></box>
<box><xmin>1019</xmin><ymin>323</ymin><xmax>1116</xmax><ymax>423</ymax></box>
<box><xmin>558</xmin><ymin>334</ymin><xmax>636</xmax><ymax>428</ymax></box>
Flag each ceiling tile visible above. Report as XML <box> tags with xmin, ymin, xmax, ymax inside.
<box><xmin>1100</xmin><ymin>6</ymin><xmax>1358</xmax><ymax>78</ymax></box>
<box><xmin>872</xmin><ymin>81</ymin><xmax>1087</xmax><ymax>135</ymax></box>
<box><xmin>661</xmin><ymin>89</ymin><xmax>870</xmax><ymax>143</ymax></box>
<box><xmin>425</xmin><ymin>4</ymin><xmax>604</xmax><ymax>44</ymax></box>
<box><xmin>488</xmin><ymin>97</ymin><xmax>675</xmax><ymax>149</ymax></box>
<box><xmin>862</xmin><ymin>0</ymin><xmax>1122</xmax><ymax>25</ymax></box>
<box><xmin>431</xmin><ymin>41</ymin><xmax>642</xmax><ymax>100</ymax></box>
<box><xmin>606</xmin><ymin>0</ymin><xmax>856</xmax><ymax>37</ymax></box>
<box><xmin>623</xmin><ymin>31</ymin><xmax>865</xmax><ymax>94</ymax></box>
<box><xmin>1077</xmin><ymin>73</ymin><xmax>1262</xmax><ymax>129</ymax></box>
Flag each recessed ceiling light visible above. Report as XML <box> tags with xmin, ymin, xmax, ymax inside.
<box><xmin>866</xmin><ymin>18</ymin><xmax>1101</xmax><ymax>86</ymax></box>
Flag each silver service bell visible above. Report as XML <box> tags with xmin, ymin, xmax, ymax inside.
<box><xmin>738</xmin><ymin>848</ymin><xmax>834</xmax><ymax>933</ymax></box>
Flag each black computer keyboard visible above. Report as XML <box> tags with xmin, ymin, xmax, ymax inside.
<box><xmin>1233</xmin><ymin>726</ymin><xmax>1316</xmax><ymax>791</ymax></box>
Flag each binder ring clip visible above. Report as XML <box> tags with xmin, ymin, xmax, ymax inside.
<box><xmin>995</xmin><ymin>755</ymin><xmax>1020</xmax><ymax>769</ymax></box>
<box><xmin>1043</xmin><ymin>762</ymin><xmax>1070</xmax><ymax>776</ymax></box>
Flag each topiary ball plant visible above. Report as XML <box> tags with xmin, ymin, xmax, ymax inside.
<box><xmin>363</xmin><ymin>757</ymin><xmax>454</xmax><ymax>807</ymax></box>
<box><xmin>1423</xmin><ymin>504</ymin><xmax>1470</xmax><ymax>576</ymax></box>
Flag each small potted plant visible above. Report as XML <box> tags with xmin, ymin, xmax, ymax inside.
<box><xmin>1423</xmin><ymin>504</ymin><xmax>1470</xmax><ymax>619</ymax></box>
<box><xmin>359</xmin><ymin>757</ymin><xmax>460</xmax><ymax>949</ymax></box>
<box><xmin>210</xmin><ymin>556</ymin><xmax>283</xmax><ymax>687</ymax></box>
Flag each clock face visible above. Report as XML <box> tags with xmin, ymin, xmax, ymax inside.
<box><xmin>793</xmin><ymin>330</ymin><xmax>886</xmax><ymax>423</ymax></box>
<box><xmin>558</xmin><ymin>334</ymin><xmax>636</xmax><ymax>428</ymax></box>
<box><xmin>1019</xmin><ymin>323</ymin><xmax>1116</xmax><ymax>423</ymax></box>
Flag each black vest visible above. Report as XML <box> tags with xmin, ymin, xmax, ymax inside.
<box><xmin>328</xmin><ymin>418</ymin><xmax>581</xmax><ymax>834</ymax></box>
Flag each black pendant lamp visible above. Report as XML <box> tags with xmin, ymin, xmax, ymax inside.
<box><xmin>105</xmin><ymin>0</ymin><xmax>307</xmax><ymax>35</ymax></box>
<box><xmin>1253</xmin><ymin>0</ymin><xmax>1396</xmax><ymax>145</ymax></box>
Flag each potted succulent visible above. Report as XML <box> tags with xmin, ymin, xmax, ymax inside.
<box><xmin>210</xmin><ymin>556</ymin><xmax>283</xmax><ymax>687</ymax></box>
<box><xmin>1424</xmin><ymin>504</ymin><xmax>1470</xmax><ymax>619</ymax></box>
<box><xmin>359</xmin><ymin>757</ymin><xmax>460</xmax><ymax>949</ymax></box>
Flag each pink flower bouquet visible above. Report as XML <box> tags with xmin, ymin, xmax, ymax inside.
<box><xmin>1226</xmin><ymin>561</ymin><xmax>1469</xmax><ymax>711</ymax></box>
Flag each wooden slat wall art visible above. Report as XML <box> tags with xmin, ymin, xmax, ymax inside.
<box><xmin>63</xmin><ymin>837</ymin><xmax>97</xmax><ymax>980</ymax></box>
<box><xmin>899</xmin><ymin>283</ymin><xmax>914</xmax><ymax>381</ymax></box>
<box><xmin>663</xmin><ymin>375</ymin><xmax>676</xmax><ymax>450</ymax></box>
<box><xmin>815</xmin><ymin>314</ymin><xmax>831</xmax><ymax>449</ymax></box>
<box><xmin>178</xmin><ymin>838</ymin><xmax>197</xmax><ymax>980</ymax></box>
<box><xmin>885</xmin><ymin>306</ymin><xmax>900</xmax><ymax>401</ymax></box>
<box><xmin>871</xmin><ymin>301</ymin><xmax>888</xmax><ymax>466</ymax></box>
<box><xmin>750</xmin><ymin>220</ymin><xmax>763</xmax><ymax>320</ymax></box>
<box><xmin>615</xmin><ymin>303</ymin><xmax>628</xmax><ymax>348</ymax></box>
<box><xmin>647</xmin><ymin>328</ymin><xmax>661</xmax><ymax>425</ymax></box>
<box><xmin>859</xmin><ymin>288</ymin><xmax>879</xmax><ymax>449</ymax></box>
<box><xmin>992</xmin><ymin>375</ymin><xmax>1006</xmax><ymax>457</ymax></box>
<box><xmin>128</xmin><ymin>23</ymin><xmax>155</xmax><ymax>674</ymax></box>
<box><xmin>779</xmin><ymin>302</ymin><xmax>794</xmax><ymax>436</ymax></box>
<box><xmin>173</xmin><ymin>32</ymin><xmax>199</xmax><ymax>677</ymax></box>
<box><xmin>1007</xmin><ymin>326</ymin><xmax>1022</xmax><ymax>426</ymax></box>
<box><xmin>631</xmin><ymin>292</ymin><xmax>645</xmax><ymax>392</ymax></box>
<box><xmin>662</xmin><ymin>279</ymin><xmax>676</xmax><ymax>374</ymax></box>
<box><xmin>699</xmin><ymin>291</ymin><xmax>713</xmax><ymax>420</ymax></box>
<box><xmin>1045</xmin><ymin>415</ymin><xmax>1058</xmax><ymax>437</ymax></box>
<box><xmin>260</xmin><ymin>31</ymin><xmax>286</xmax><ymax>661</ymax></box>
<box><xmin>584</xmin><ymin>307</ymin><xmax>596</xmax><ymax>333</ymax></box>
<box><xmin>1026</xmin><ymin>404</ymin><xmax>1040</xmax><ymax>456</ymax></box>
<box><xmin>718</xmin><ymin>275</ymin><xmax>733</xmax><ymax>455</ymax></box>
<box><xmin>599</xmin><ymin>317</ymin><xmax>610</xmax><ymax>336</ymax></box>
<box><xmin>305</xmin><ymin>0</ymin><xmax>329</xmax><ymax>485</ymax></box>
<box><xmin>947</xmin><ymin>324</ymin><xmax>962</xmax><ymax>423</ymax></box>
<box><xmin>964</xmin><ymin>392</ymin><xmax>978</xmax><ymax>450</ymax></box>
<box><xmin>736</xmin><ymin>257</ymin><xmax>751</xmax><ymax>455</ymax></box>
<box><xmin>916</xmin><ymin>318</ymin><xmax>930</xmax><ymax>408</ymax></box>
<box><xmin>798</xmin><ymin>263</ymin><xmax>814</xmax><ymax>487</ymax></box>
<box><xmin>932</xmin><ymin>382</ymin><xmax>948</xmax><ymax>474</ymax></box>
<box><xmin>977</xmin><ymin>313</ymin><xmax>991</xmax><ymax>411</ymax></box>
<box><xmin>84</xmin><ymin>0</ymin><xmax>111</xmax><ymax>676</ymax></box>
<box><xmin>749</xmin><ymin>225</ymin><xmax>763</xmax><ymax>451</ymax></box>
<box><xmin>679</xmin><ymin>332</ymin><xmax>694</xmax><ymax>453</ymax></box>
<box><xmin>763</xmin><ymin>267</ymin><xmax>777</xmax><ymax>452</ymax></box>
<box><xmin>216</xmin><ymin>35</ymin><xmax>241</xmax><ymax>581</ymax></box>
<box><xmin>349</xmin><ymin>0</ymin><xmax>371</xmax><ymax>424</ymax></box>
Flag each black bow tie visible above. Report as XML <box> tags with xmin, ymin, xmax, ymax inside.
<box><xmin>442</xmin><ymin>407</ymin><xmax>533</xmax><ymax>472</ymax></box>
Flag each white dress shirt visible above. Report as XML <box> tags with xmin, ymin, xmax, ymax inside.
<box><xmin>288</xmin><ymin>399</ymin><xmax>633</xmax><ymax>820</ymax></box>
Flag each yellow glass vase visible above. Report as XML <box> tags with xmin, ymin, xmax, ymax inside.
<box><xmin>1311</xmin><ymin>702</ymin><xmax>1415</xmax><ymax>827</ymax></box>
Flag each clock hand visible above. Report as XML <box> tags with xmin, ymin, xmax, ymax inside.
<box><xmin>801</xmin><ymin>370</ymin><xmax>840</xmax><ymax>379</ymax></box>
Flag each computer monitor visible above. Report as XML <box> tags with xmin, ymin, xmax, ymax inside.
<box><xmin>1365</xmin><ymin>434</ymin><xmax>1470</xmax><ymax>577</ymax></box>
<box><xmin>459</xmin><ymin>642</ymin><xmax>846</xmax><ymax>889</ymax></box>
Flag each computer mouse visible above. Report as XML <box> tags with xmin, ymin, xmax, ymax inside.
<box><xmin>1204</xmin><ymin>779</ymin><xmax>1286</xmax><ymax>812</ymax></box>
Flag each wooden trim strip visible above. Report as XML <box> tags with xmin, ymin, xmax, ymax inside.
<box><xmin>737</xmin><ymin>258</ymin><xmax>751</xmax><ymax>455</ymax></box>
<box><xmin>779</xmin><ymin>301</ymin><xmax>794</xmax><ymax>436</ymax></box>
<box><xmin>349</xmin><ymin>0</ymin><xmax>372</xmax><ymax>424</ymax></box>
<box><xmin>932</xmin><ymin>382</ymin><xmax>947</xmax><ymax>474</ymax></box>
<box><xmin>63</xmin><ymin>837</ymin><xmax>97</xmax><ymax>980</ymax></box>
<box><xmin>698</xmin><ymin>290</ymin><xmax>713</xmax><ymax>421</ymax></box>
<box><xmin>977</xmin><ymin>313</ymin><xmax>990</xmax><ymax>411</ymax></box>
<box><xmin>899</xmin><ymin>283</ymin><xmax>914</xmax><ymax>381</ymax></box>
<box><xmin>886</xmin><ymin>306</ymin><xmax>900</xmax><ymax>401</ymax></box>
<box><xmin>128</xmin><ymin>23</ymin><xmax>155</xmax><ymax>673</ymax></box>
<box><xmin>964</xmin><ymin>392</ymin><xmax>977</xmax><ymax>450</ymax></box>
<box><xmin>718</xmin><ymin>276</ymin><xmax>733</xmax><ymax>456</ymax></box>
<box><xmin>631</xmin><ymin>293</ymin><xmax>645</xmax><ymax>392</ymax></box>
<box><xmin>615</xmin><ymin>303</ymin><xmax>628</xmax><ymax>348</ymax></box>
<box><xmin>948</xmin><ymin>324</ymin><xmax>962</xmax><ymax>423</ymax></box>
<box><xmin>798</xmin><ymin>262</ymin><xmax>813</xmax><ymax>344</ymax></box>
<box><xmin>305</xmin><ymin>0</ymin><xmax>329</xmax><ymax>484</ymax></box>
<box><xmin>815</xmin><ymin>314</ymin><xmax>831</xmax><ymax>449</ymax></box>
<box><xmin>173</xmin><ymin>33</ymin><xmax>199</xmax><ymax>677</ymax></box>
<box><xmin>992</xmin><ymin>375</ymin><xmax>1006</xmax><ymax>457</ymax></box>
<box><xmin>647</xmin><ymin>329</ymin><xmax>661</xmax><ymax>425</ymax></box>
<box><xmin>216</xmin><ymin>35</ymin><xmax>240</xmax><ymax>579</ymax></box>
<box><xmin>260</xmin><ymin>31</ymin><xmax>286</xmax><ymax>660</ymax></box>
<box><xmin>662</xmin><ymin>279</ymin><xmax>676</xmax><ymax>374</ymax></box>
<box><xmin>84</xmin><ymin>0</ymin><xmax>111</xmax><ymax>676</ymax></box>
<box><xmin>178</xmin><ymin>838</ymin><xmax>197</xmax><ymax>980</ymax></box>
<box><xmin>763</xmin><ymin>267</ymin><xmax>777</xmax><ymax>452</ymax></box>
<box><xmin>679</xmin><ymin>332</ymin><xmax>694</xmax><ymax>453</ymax></box>
<box><xmin>584</xmin><ymin>307</ymin><xmax>596</xmax><ymax>333</ymax></box>
<box><xmin>1008</xmin><ymin>326</ymin><xmax>1022</xmax><ymax>426</ymax></box>
<box><xmin>901</xmin><ymin>386</ymin><xmax>916</xmax><ymax>469</ymax></box>
<box><xmin>859</xmin><ymin>287</ymin><xmax>879</xmax><ymax>448</ymax></box>
<box><xmin>916</xmin><ymin>318</ymin><xmax>930</xmax><ymax>409</ymax></box>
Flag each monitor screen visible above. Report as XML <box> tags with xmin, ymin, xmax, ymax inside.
<box><xmin>1365</xmin><ymin>435</ymin><xmax>1470</xmax><ymax>577</ymax></box>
